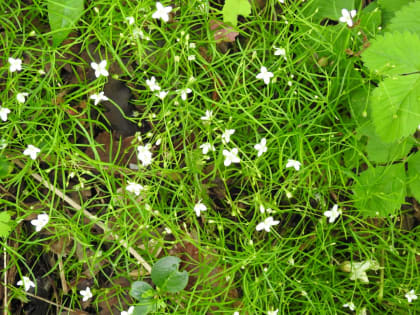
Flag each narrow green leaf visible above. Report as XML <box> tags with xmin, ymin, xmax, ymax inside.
<box><xmin>222</xmin><ymin>0</ymin><xmax>251</xmax><ymax>27</ymax></box>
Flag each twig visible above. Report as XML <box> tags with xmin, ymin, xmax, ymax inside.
<box><xmin>24</xmin><ymin>291</ymin><xmax>88</xmax><ymax>315</ymax></box>
<box><xmin>58</xmin><ymin>255</ymin><xmax>68</xmax><ymax>295</ymax></box>
<box><xmin>12</xmin><ymin>159</ymin><xmax>152</xmax><ymax>273</ymax></box>
<box><xmin>3</xmin><ymin>244</ymin><xmax>7</xmax><ymax>315</ymax></box>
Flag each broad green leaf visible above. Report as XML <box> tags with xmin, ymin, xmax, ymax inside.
<box><xmin>0</xmin><ymin>156</ymin><xmax>11</xmax><ymax>177</ymax></box>
<box><xmin>387</xmin><ymin>2</ymin><xmax>420</xmax><ymax>36</ymax></box>
<box><xmin>407</xmin><ymin>151</ymin><xmax>420</xmax><ymax>202</ymax></box>
<box><xmin>130</xmin><ymin>281</ymin><xmax>153</xmax><ymax>301</ymax></box>
<box><xmin>362</xmin><ymin>32</ymin><xmax>420</xmax><ymax>76</ymax></box>
<box><xmin>130</xmin><ymin>281</ymin><xmax>155</xmax><ymax>315</ymax></box>
<box><xmin>48</xmin><ymin>0</ymin><xmax>84</xmax><ymax>47</ymax></box>
<box><xmin>301</xmin><ymin>0</ymin><xmax>355</xmax><ymax>22</ymax></box>
<box><xmin>370</xmin><ymin>74</ymin><xmax>420</xmax><ymax>142</ymax></box>
<box><xmin>132</xmin><ymin>303</ymin><xmax>155</xmax><ymax>315</ymax></box>
<box><xmin>151</xmin><ymin>256</ymin><xmax>188</xmax><ymax>293</ymax></box>
<box><xmin>222</xmin><ymin>0</ymin><xmax>251</xmax><ymax>26</ymax></box>
<box><xmin>352</xmin><ymin>164</ymin><xmax>406</xmax><ymax>217</ymax></box>
<box><xmin>0</xmin><ymin>212</ymin><xmax>12</xmax><ymax>238</ymax></box>
<box><xmin>378</xmin><ymin>0</ymin><xmax>414</xmax><ymax>26</ymax></box>
<box><xmin>366</xmin><ymin>134</ymin><xmax>414</xmax><ymax>163</ymax></box>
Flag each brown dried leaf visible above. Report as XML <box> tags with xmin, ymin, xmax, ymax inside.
<box><xmin>210</xmin><ymin>19</ymin><xmax>239</xmax><ymax>43</ymax></box>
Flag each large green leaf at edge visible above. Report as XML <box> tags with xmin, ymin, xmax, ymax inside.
<box><xmin>48</xmin><ymin>0</ymin><xmax>84</xmax><ymax>47</ymax></box>
<box><xmin>370</xmin><ymin>74</ymin><xmax>420</xmax><ymax>143</ymax></box>
<box><xmin>352</xmin><ymin>164</ymin><xmax>406</xmax><ymax>217</ymax></box>
<box><xmin>378</xmin><ymin>0</ymin><xmax>414</xmax><ymax>26</ymax></box>
<box><xmin>407</xmin><ymin>151</ymin><xmax>420</xmax><ymax>203</ymax></box>
<box><xmin>366</xmin><ymin>134</ymin><xmax>414</xmax><ymax>163</ymax></box>
<box><xmin>386</xmin><ymin>1</ymin><xmax>420</xmax><ymax>37</ymax></box>
<box><xmin>222</xmin><ymin>0</ymin><xmax>251</xmax><ymax>27</ymax></box>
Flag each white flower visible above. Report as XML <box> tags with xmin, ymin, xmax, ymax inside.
<box><xmin>152</xmin><ymin>2</ymin><xmax>172</xmax><ymax>22</ymax></box>
<box><xmin>254</xmin><ymin>138</ymin><xmax>267</xmax><ymax>157</ymax></box>
<box><xmin>17</xmin><ymin>276</ymin><xmax>36</xmax><ymax>291</ymax></box>
<box><xmin>16</xmin><ymin>92</ymin><xmax>29</xmax><ymax>104</ymax></box>
<box><xmin>121</xmin><ymin>306</ymin><xmax>134</xmax><ymax>315</ymax></box>
<box><xmin>0</xmin><ymin>139</ymin><xmax>7</xmax><ymax>150</ymax></box>
<box><xmin>233</xmin><ymin>312</ymin><xmax>239</xmax><ymax>315</ymax></box>
<box><xmin>199</xmin><ymin>143</ymin><xmax>214</xmax><ymax>154</ymax></box>
<box><xmin>80</xmin><ymin>286</ymin><xmax>93</xmax><ymax>302</ymax></box>
<box><xmin>259</xmin><ymin>205</ymin><xmax>273</xmax><ymax>214</ymax></box>
<box><xmin>343</xmin><ymin>302</ymin><xmax>356</xmax><ymax>311</ymax></box>
<box><xmin>194</xmin><ymin>200</ymin><xmax>207</xmax><ymax>217</ymax></box>
<box><xmin>90</xmin><ymin>92</ymin><xmax>109</xmax><ymax>105</ymax></box>
<box><xmin>0</xmin><ymin>107</ymin><xmax>11</xmax><ymax>122</ymax></box>
<box><xmin>188</xmin><ymin>55</ymin><xmax>196</xmax><ymax>61</ymax></box>
<box><xmin>256</xmin><ymin>217</ymin><xmax>280</xmax><ymax>232</ymax></box>
<box><xmin>324</xmin><ymin>204</ymin><xmax>341</xmax><ymax>223</ymax></box>
<box><xmin>146</xmin><ymin>76</ymin><xmax>161</xmax><ymax>91</ymax></box>
<box><xmin>273</xmin><ymin>46</ymin><xmax>286</xmax><ymax>57</ymax></box>
<box><xmin>223</xmin><ymin>148</ymin><xmax>240</xmax><ymax>166</ymax></box>
<box><xmin>137</xmin><ymin>144</ymin><xmax>153</xmax><ymax>166</ymax></box>
<box><xmin>221</xmin><ymin>129</ymin><xmax>235</xmax><ymax>144</ymax></box>
<box><xmin>200</xmin><ymin>110</ymin><xmax>213</xmax><ymax>121</ymax></box>
<box><xmin>267</xmin><ymin>309</ymin><xmax>279</xmax><ymax>315</ymax></box>
<box><xmin>342</xmin><ymin>260</ymin><xmax>380</xmax><ymax>283</ymax></box>
<box><xmin>126</xmin><ymin>181</ymin><xmax>144</xmax><ymax>196</ymax></box>
<box><xmin>178</xmin><ymin>88</ymin><xmax>192</xmax><ymax>101</ymax></box>
<box><xmin>30</xmin><ymin>213</ymin><xmax>49</xmax><ymax>232</ymax></box>
<box><xmin>339</xmin><ymin>9</ymin><xmax>357</xmax><ymax>27</ymax></box>
<box><xmin>23</xmin><ymin>144</ymin><xmax>41</xmax><ymax>160</ymax></box>
<box><xmin>156</xmin><ymin>91</ymin><xmax>168</xmax><ymax>100</ymax></box>
<box><xmin>406</xmin><ymin>290</ymin><xmax>418</xmax><ymax>303</ymax></box>
<box><xmin>256</xmin><ymin>66</ymin><xmax>274</xmax><ymax>85</ymax></box>
<box><xmin>278</xmin><ymin>0</ymin><xmax>284</xmax><ymax>3</ymax></box>
<box><xmin>9</xmin><ymin>57</ymin><xmax>22</xmax><ymax>72</ymax></box>
<box><xmin>91</xmin><ymin>60</ymin><xmax>109</xmax><ymax>78</ymax></box>
<box><xmin>285</xmin><ymin>159</ymin><xmax>301</xmax><ymax>171</ymax></box>
<box><xmin>125</xmin><ymin>16</ymin><xmax>135</xmax><ymax>25</ymax></box>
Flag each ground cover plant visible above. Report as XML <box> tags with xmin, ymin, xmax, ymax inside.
<box><xmin>0</xmin><ymin>0</ymin><xmax>419</xmax><ymax>314</ymax></box>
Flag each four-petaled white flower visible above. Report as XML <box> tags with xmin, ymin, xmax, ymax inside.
<box><xmin>223</xmin><ymin>148</ymin><xmax>240</xmax><ymax>166</ymax></box>
<box><xmin>221</xmin><ymin>129</ymin><xmax>235</xmax><ymax>144</ymax></box>
<box><xmin>406</xmin><ymin>290</ymin><xmax>418</xmax><ymax>303</ymax></box>
<box><xmin>80</xmin><ymin>286</ymin><xmax>93</xmax><ymax>302</ymax></box>
<box><xmin>285</xmin><ymin>159</ymin><xmax>301</xmax><ymax>171</ymax></box>
<box><xmin>30</xmin><ymin>213</ymin><xmax>49</xmax><ymax>232</ymax></box>
<box><xmin>125</xmin><ymin>16</ymin><xmax>135</xmax><ymax>25</ymax></box>
<box><xmin>0</xmin><ymin>107</ymin><xmax>11</xmax><ymax>122</ymax></box>
<box><xmin>201</xmin><ymin>110</ymin><xmax>213</xmax><ymax>121</ymax></box>
<box><xmin>199</xmin><ymin>143</ymin><xmax>215</xmax><ymax>154</ymax></box>
<box><xmin>267</xmin><ymin>309</ymin><xmax>279</xmax><ymax>315</ymax></box>
<box><xmin>324</xmin><ymin>204</ymin><xmax>341</xmax><ymax>223</ymax></box>
<box><xmin>17</xmin><ymin>276</ymin><xmax>36</xmax><ymax>291</ymax></box>
<box><xmin>156</xmin><ymin>91</ymin><xmax>168</xmax><ymax>100</ymax></box>
<box><xmin>152</xmin><ymin>2</ymin><xmax>172</xmax><ymax>22</ymax></box>
<box><xmin>23</xmin><ymin>144</ymin><xmax>41</xmax><ymax>160</ymax></box>
<box><xmin>137</xmin><ymin>144</ymin><xmax>153</xmax><ymax>166</ymax></box>
<box><xmin>274</xmin><ymin>46</ymin><xmax>286</xmax><ymax>58</ymax></box>
<box><xmin>121</xmin><ymin>306</ymin><xmax>134</xmax><ymax>315</ymax></box>
<box><xmin>16</xmin><ymin>92</ymin><xmax>29</xmax><ymax>104</ymax></box>
<box><xmin>126</xmin><ymin>181</ymin><xmax>144</xmax><ymax>196</ymax></box>
<box><xmin>254</xmin><ymin>138</ymin><xmax>267</xmax><ymax>157</ymax></box>
<box><xmin>233</xmin><ymin>312</ymin><xmax>240</xmax><ymax>315</ymax></box>
<box><xmin>256</xmin><ymin>217</ymin><xmax>279</xmax><ymax>232</ymax></box>
<box><xmin>9</xmin><ymin>57</ymin><xmax>22</xmax><ymax>72</ymax></box>
<box><xmin>342</xmin><ymin>260</ymin><xmax>380</xmax><ymax>283</ymax></box>
<box><xmin>339</xmin><ymin>9</ymin><xmax>357</xmax><ymax>27</ymax></box>
<box><xmin>343</xmin><ymin>302</ymin><xmax>356</xmax><ymax>311</ymax></box>
<box><xmin>278</xmin><ymin>0</ymin><xmax>284</xmax><ymax>3</ymax></box>
<box><xmin>194</xmin><ymin>200</ymin><xmax>207</xmax><ymax>217</ymax></box>
<box><xmin>256</xmin><ymin>66</ymin><xmax>274</xmax><ymax>85</ymax></box>
<box><xmin>178</xmin><ymin>88</ymin><xmax>192</xmax><ymax>101</ymax></box>
<box><xmin>90</xmin><ymin>92</ymin><xmax>109</xmax><ymax>105</ymax></box>
<box><xmin>146</xmin><ymin>76</ymin><xmax>161</xmax><ymax>91</ymax></box>
<box><xmin>91</xmin><ymin>60</ymin><xmax>109</xmax><ymax>78</ymax></box>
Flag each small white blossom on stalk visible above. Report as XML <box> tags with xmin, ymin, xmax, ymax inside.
<box><xmin>278</xmin><ymin>0</ymin><xmax>284</xmax><ymax>3</ymax></box>
<box><xmin>188</xmin><ymin>55</ymin><xmax>196</xmax><ymax>61</ymax></box>
<box><xmin>0</xmin><ymin>139</ymin><xmax>7</xmax><ymax>150</ymax></box>
<box><xmin>121</xmin><ymin>306</ymin><xmax>134</xmax><ymax>315</ymax></box>
<box><xmin>273</xmin><ymin>46</ymin><xmax>286</xmax><ymax>58</ymax></box>
<box><xmin>80</xmin><ymin>286</ymin><xmax>93</xmax><ymax>302</ymax></box>
<box><xmin>324</xmin><ymin>204</ymin><xmax>341</xmax><ymax>223</ymax></box>
<box><xmin>254</xmin><ymin>138</ymin><xmax>267</xmax><ymax>157</ymax></box>
<box><xmin>194</xmin><ymin>200</ymin><xmax>207</xmax><ymax>217</ymax></box>
<box><xmin>30</xmin><ymin>213</ymin><xmax>49</xmax><ymax>232</ymax></box>
<box><xmin>221</xmin><ymin>129</ymin><xmax>235</xmax><ymax>144</ymax></box>
<box><xmin>339</xmin><ymin>9</ymin><xmax>357</xmax><ymax>27</ymax></box>
<box><xmin>155</xmin><ymin>91</ymin><xmax>168</xmax><ymax>100</ymax></box>
<box><xmin>17</xmin><ymin>276</ymin><xmax>36</xmax><ymax>291</ymax></box>
<box><xmin>256</xmin><ymin>66</ymin><xmax>274</xmax><ymax>85</ymax></box>
<box><xmin>137</xmin><ymin>144</ymin><xmax>153</xmax><ymax>166</ymax></box>
<box><xmin>0</xmin><ymin>107</ymin><xmax>11</xmax><ymax>122</ymax></box>
<box><xmin>341</xmin><ymin>260</ymin><xmax>380</xmax><ymax>283</ymax></box>
<box><xmin>199</xmin><ymin>143</ymin><xmax>214</xmax><ymax>155</ymax></box>
<box><xmin>178</xmin><ymin>88</ymin><xmax>192</xmax><ymax>101</ymax></box>
<box><xmin>90</xmin><ymin>92</ymin><xmax>109</xmax><ymax>105</ymax></box>
<box><xmin>256</xmin><ymin>217</ymin><xmax>279</xmax><ymax>232</ymax></box>
<box><xmin>343</xmin><ymin>302</ymin><xmax>356</xmax><ymax>311</ymax></box>
<box><xmin>152</xmin><ymin>2</ymin><xmax>172</xmax><ymax>22</ymax></box>
<box><xmin>285</xmin><ymin>159</ymin><xmax>301</xmax><ymax>171</ymax></box>
<box><xmin>406</xmin><ymin>290</ymin><xmax>418</xmax><ymax>303</ymax></box>
<box><xmin>9</xmin><ymin>57</ymin><xmax>22</xmax><ymax>72</ymax></box>
<box><xmin>223</xmin><ymin>148</ymin><xmax>240</xmax><ymax>166</ymax></box>
<box><xmin>267</xmin><ymin>309</ymin><xmax>279</xmax><ymax>315</ymax></box>
<box><xmin>126</xmin><ymin>181</ymin><xmax>144</xmax><ymax>196</ymax></box>
<box><xmin>146</xmin><ymin>76</ymin><xmax>161</xmax><ymax>91</ymax></box>
<box><xmin>91</xmin><ymin>60</ymin><xmax>109</xmax><ymax>78</ymax></box>
<box><xmin>125</xmin><ymin>16</ymin><xmax>135</xmax><ymax>25</ymax></box>
<box><xmin>23</xmin><ymin>144</ymin><xmax>40</xmax><ymax>160</ymax></box>
<box><xmin>200</xmin><ymin>110</ymin><xmax>213</xmax><ymax>121</ymax></box>
<box><xmin>16</xmin><ymin>92</ymin><xmax>29</xmax><ymax>104</ymax></box>
<box><xmin>259</xmin><ymin>205</ymin><xmax>273</xmax><ymax>214</ymax></box>
<box><xmin>233</xmin><ymin>312</ymin><xmax>239</xmax><ymax>315</ymax></box>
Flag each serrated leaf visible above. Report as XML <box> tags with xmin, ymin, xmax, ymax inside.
<box><xmin>222</xmin><ymin>0</ymin><xmax>251</xmax><ymax>27</ymax></box>
<box><xmin>386</xmin><ymin>2</ymin><xmax>420</xmax><ymax>36</ymax></box>
<box><xmin>378</xmin><ymin>0</ymin><xmax>414</xmax><ymax>26</ymax></box>
<box><xmin>362</xmin><ymin>32</ymin><xmax>420</xmax><ymax>76</ymax></box>
<box><xmin>369</xmin><ymin>74</ymin><xmax>420</xmax><ymax>142</ymax></box>
<box><xmin>0</xmin><ymin>212</ymin><xmax>12</xmax><ymax>238</ymax></box>
<box><xmin>48</xmin><ymin>0</ymin><xmax>84</xmax><ymax>47</ymax></box>
<box><xmin>407</xmin><ymin>151</ymin><xmax>420</xmax><ymax>202</ymax></box>
<box><xmin>151</xmin><ymin>256</ymin><xmax>188</xmax><ymax>293</ymax></box>
<box><xmin>352</xmin><ymin>164</ymin><xmax>406</xmax><ymax>217</ymax></box>
<box><xmin>366</xmin><ymin>134</ymin><xmax>414</xmax><ymax>163</ymax></box>
<box><xmin>301</xmin><ymin>0</ymin><xmax>356</xmax><ymax>22</ymax></box>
